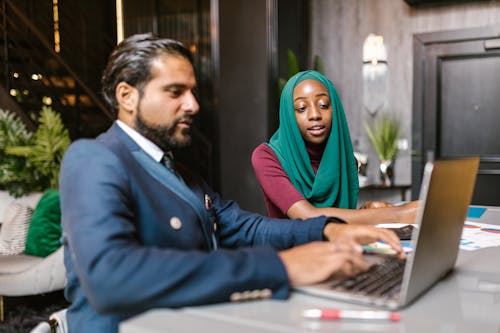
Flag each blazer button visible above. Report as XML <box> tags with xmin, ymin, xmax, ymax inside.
<box><xmin>229</xmin><ymin>292</ymin><xmax>242</xmax><ymax>302</ymax></box>
<box><xmin>241</xmin><ymin>291</ymin><xmax>252</xmax><ymax>300</ymax></box>
<box><xmin>250</xmin><ymin>289</ymin><xmax>261</xmax><ymax>299</ymax></box>
<box><xmin>261</xmin><ymin>288</ymin><xmax>272</xmax><ymax>298</ymax></box>
<box><xmin>170</xmin><ymin>217</ymin><xmax>182</xmax><ymax>230</ymax></box>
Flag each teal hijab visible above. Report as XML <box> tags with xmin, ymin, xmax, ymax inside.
<box><xmin>267</xmin><ymin>70</ymin><xmax>359</xmax><ymax>208</ymax></box>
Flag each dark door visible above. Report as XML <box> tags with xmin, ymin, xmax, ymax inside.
<box><xmin>413</xmin><ymin>26</ymin><xmax>500</xmax><ymax>205</ymax></box>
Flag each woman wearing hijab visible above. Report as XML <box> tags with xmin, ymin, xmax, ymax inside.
<box><xmin>252</xmin><ymin>70</ymin><xmax>418</xmax><ymax>224</ymax></box>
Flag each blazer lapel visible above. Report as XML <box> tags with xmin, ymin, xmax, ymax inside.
<box><xmin>109</xmin><ymin>124</ymin><xmax>215</xmax><ymax>251</ymax></box>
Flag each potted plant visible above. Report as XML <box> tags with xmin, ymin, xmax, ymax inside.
<box><xmin>277</xmin><ymin>49</ymin><xmax>325</xmax><ymax>94</ymax></box>
<box><xmin>0</xmin><ymin>109</ymin><xmax>42</xmax><ymax>197</ymax></box>
<box><xmin>0</xmin><ymin>106</ymin><xmax>70</xmax><ymax>197</ymax></box>
<box><xmin>364</xmin><ymin>113</ymin><xmax>400</xmax><ymax>187</ymax></box>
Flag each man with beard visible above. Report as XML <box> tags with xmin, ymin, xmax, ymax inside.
<box><xmin>59</xmin><ymin>33</ymin><xmax>402</xmax><ymax>333</ymax></box>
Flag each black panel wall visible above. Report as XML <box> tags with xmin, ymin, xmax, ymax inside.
<box><xmin>217</xmin><ymin>0</ymin><xmax>275</xmax><ymax>213</ymax></box>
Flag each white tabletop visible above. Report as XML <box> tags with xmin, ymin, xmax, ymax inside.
<box><xmin>121</xmin><ymin>206</ymin><xmax>500</xmax><ymax>333</ymax></box>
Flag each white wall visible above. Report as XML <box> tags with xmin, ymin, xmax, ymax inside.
<box><xmin>309</xmin><ymin>0</ymin><xmax>500</xmax><ymax>189</ymax></box>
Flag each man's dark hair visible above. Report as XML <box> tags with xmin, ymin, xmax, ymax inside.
<box><xmin>101</xmin><ymin>33</ymin><xmax>194</xmax><ymax>117</ymax></box>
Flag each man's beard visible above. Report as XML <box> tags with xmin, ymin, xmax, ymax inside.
<box><xmin>134</xmin><ymin>109</ymin><xmax>192</xmax><ymax>152</ymax></box>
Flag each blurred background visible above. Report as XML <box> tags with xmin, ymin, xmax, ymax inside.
<box><xmin>1</xmin><ymin>0</ymin><xmax>500</xmax><ymax>214</ymax></box>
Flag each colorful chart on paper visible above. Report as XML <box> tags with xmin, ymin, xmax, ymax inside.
<box><xmin>460</xmin><ymin>221</ymin><xmax>500</xmax><ymax>251</ymax></box>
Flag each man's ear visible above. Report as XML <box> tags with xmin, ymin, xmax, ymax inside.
<box><xmin>116</xmin><ymin>82</ymin><xmax>138</xmax><ymax>115</ymax></box>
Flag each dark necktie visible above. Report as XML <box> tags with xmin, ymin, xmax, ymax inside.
<box><xmin>161</xmin><ymin>152</ymin><xmax>178</xmax><ymax>176</ymax></box>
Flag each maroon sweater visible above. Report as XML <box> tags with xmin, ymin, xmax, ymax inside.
<box><xmin>251</xmin><ymin>143</ymin><xmax>323</xmax><ymax>218</ymax></box>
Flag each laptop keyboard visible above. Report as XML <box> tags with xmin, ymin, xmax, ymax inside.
<box><xmin>329</xmin><ymin>256</ymin><xmax>406</xmax><ymax>298</ymax></box>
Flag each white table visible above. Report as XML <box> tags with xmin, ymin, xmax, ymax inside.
<box><xmin>121</xmin><ymin>206</ymin><xmax>500</xmax><ymax>333</ymax></box>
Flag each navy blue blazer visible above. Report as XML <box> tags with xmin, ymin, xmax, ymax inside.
<box><xmin>59</xmin><ymin>123</ymin><xmax>330</xmax><ymax>333</ymax></box>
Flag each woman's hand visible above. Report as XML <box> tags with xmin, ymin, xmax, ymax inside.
<box><xmin>360</xmin><ymin>201</ymin><xmax>393</xmax><ymax>209</ymax></box>
<box><xmin>359</xmin><ymin>200</ymin><xmax>420</xmax><ymax>224</ymax></box>
<box><xmin>393</xmin><ymin>200</ymin><xmax>420</xmax><ymax>224</ymax></box>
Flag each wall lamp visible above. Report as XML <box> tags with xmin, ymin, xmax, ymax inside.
<box><xmin>362</xmin><ymin>33</ymin><xmax>388</xmax><ymax>116</ymax></box>
<box><xmin>363</xmin><ymin>34</ymin><xmax>387</xmax><ymax>65</ymax></box>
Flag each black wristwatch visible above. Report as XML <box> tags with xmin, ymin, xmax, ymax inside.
<box><xmin>326</xmin><ymin>216</ymin><xmax>347</xmax><ymax>224</ymax></box>
<box><xmin>323</xmin><ymin>216</ymin><xmax>347</xmax><ymax>240</ymax></box>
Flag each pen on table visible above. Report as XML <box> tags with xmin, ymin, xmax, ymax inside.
<box><xmin>362</xmin><ymin>246</ymin><xmax>398</xmax><ymax>256</ymax></box>
<box><xmin>302</xmin><ymin>308</ymin><xmax>401</xmax><ymax>321</ymax></box>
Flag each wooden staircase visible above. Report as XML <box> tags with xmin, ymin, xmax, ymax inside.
<box><xmin>0</xmin><ymin>0</ymin><xmax>113</xmax><ymax>139</ymax></box>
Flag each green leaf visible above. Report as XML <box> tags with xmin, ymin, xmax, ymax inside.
<box><xmin>1</xmin><ymin>106</ymin><xmax>70</xmax><ymax>195</ymax></box>
<box><xmin>0</xmin><ymin>109</ymin><xmax>42</xmax><ymax>197</ymax></box>
<box><xmin>364</xmin><ymin>114</ymin><xmax>400</xmax><ymax>161</ymax></box>
<box><xmin>29</xmin><ymin>106</ymin><xmax>71</xmax><ymax>188</ymax></box>
<box><xmin>286</xmin><ymin>49</ymin><xmax>299</xmax><ymax>79</ymax></box>
<box><xmin>313</xmin><ymin>55</ymin><xmax>325</xmax><ymax>73</ymax></box>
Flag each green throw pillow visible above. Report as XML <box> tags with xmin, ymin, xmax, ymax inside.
<box><xmin>24</xmin><ymin>189</ymin><xmax>62</xmax><ymax>257</ymax></box>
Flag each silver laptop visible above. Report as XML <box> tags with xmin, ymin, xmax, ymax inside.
<box><xmin>295</xmin><ymin>157</ymin><xmax>479</xmax><ymax>309</ymax></box>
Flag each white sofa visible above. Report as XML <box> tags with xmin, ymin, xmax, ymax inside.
<box><xmin>0</xmin><ymin>191</ymin><xmax>66</xmax><ymax>321</ymax></box>
<box><xmin>0</xmin><ymin>247</ymin><xmax>65</xmax><ymax>319</ymax></box>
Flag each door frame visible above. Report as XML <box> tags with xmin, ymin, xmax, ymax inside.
<box><xmin>412</xmin><ymin>25</ymin><xmax>500</xmax><ymax>199</ymax></box>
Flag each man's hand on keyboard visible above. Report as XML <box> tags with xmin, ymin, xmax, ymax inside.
<box><xmin>323</xmin><ymin>224</ymin><xmax>405</xmax><ymax>259</ymax></box>
<box><xmin>278</xmin><ymin>242</ymin><xmax>368</xmax><ymax>286</ymax></box>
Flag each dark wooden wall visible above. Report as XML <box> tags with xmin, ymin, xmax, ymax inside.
<box><xmin>310</xmin><ymin>0</ymin><xmax>500</xmax><ymax>198</ymax></box>
<box><xmin>217</xmin><ymin>0</ymin><xmax>274</xmax><ymax>213</ymax></box>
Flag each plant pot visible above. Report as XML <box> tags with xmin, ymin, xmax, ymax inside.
<box><xmin>379</xmin><ymin>159</ymin><xmax>394</xmax><ymax>187</ymax></box>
